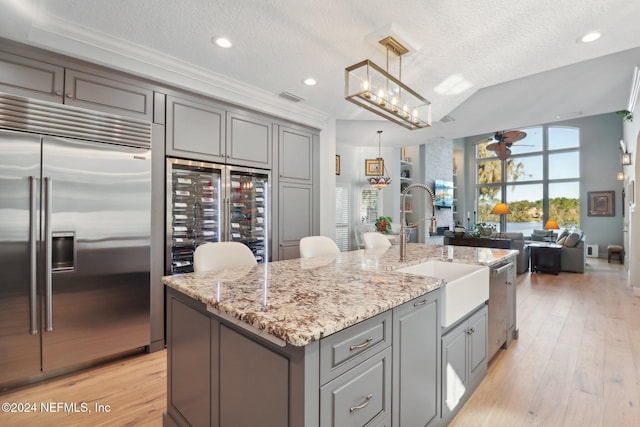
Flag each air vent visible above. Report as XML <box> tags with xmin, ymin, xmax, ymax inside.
<box><xmin>279</xmin><ymin>91</ymin><xmax>304</xmax><ymax>103</ymax></box>
<box><xmin>0</xmin><ymin>92</ymin><xmax>151</xmax><ymax>147</ymax></box>
<box><xmin>440</xmin><ymin>115</ymin><xmax>455</xmax><ymax>123</ymax></box>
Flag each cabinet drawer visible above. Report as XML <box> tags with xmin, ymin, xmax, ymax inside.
<box><xmin>320</xmin><ymin>311</ymin><xmax>391</xmax><ymax>384</ymax></box>
<box><xmin>320</xmin><ymin>346</ymin><xmax>392</xmax><ymax>427</ymax></box>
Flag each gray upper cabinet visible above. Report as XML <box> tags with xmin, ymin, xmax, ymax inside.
<box><xmin>279</xmin><ymin>126</ymin><xmax>313</xmax><ymax>183</ymax></box>
<box><xmin>166</xmin><ymin>95</ymin><xmax>226</xmax><ymax>162</ymax></box>
<box><xmin>0</xmin><ymin>51</ymin><xmax>153</xmax><ymax>121</ymax></box>
<box><xmin>226</xmin><ymin>111</ymin><xmax>271</xmax><ymax>169</ymax></box>
<box><xmin>0</xmin><ymin>51</ymin><xmax>64</xmax><ymax>102</ymax></box>
<box><xmin>63</xmin><ymin>69</ymin><xmax>153</xmax><ymax>120</ymax></box>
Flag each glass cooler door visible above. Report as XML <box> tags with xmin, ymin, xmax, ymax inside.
<box><xmin>168</xmin><ymin>159</ymin><xmax>223</xmax><ymax>274</ymax></box>
<box><xmin>228</xmin><ymin>169</ymin><xmax>269</xmax><ymax>263</ymax></box>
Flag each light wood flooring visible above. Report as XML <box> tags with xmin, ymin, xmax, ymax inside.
<box><xmin>451</xmin><ymin>258</ymin><xmax>640</xmax><ymax>427</ymax></box>
<box><xmin>0</xmin><ymin>258</ymin><xmax>637</xmax><ymax>426</ymax></box>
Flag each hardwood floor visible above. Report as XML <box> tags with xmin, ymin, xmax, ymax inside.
<box><xmin>0</xmin><ymin>258</ymin><xmax>637</xmax><ymax>426</ymax></box>
<box><xmin>452</xmin><ymin>257</ymin><xmax>640</xmax><ymax>427</ymax></box>
<box><xmin>0</xmin><ymin>349</ymin><xmax>166</xmax><ymax>426</ymax></box>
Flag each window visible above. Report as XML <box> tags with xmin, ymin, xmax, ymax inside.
<box><xmin>475</xmin><ymin>126</ymin><xmax>580</xmax><ymax>233</ymax></box>
<box><xmin>360</xmin><ymin>188</ymin><xmax>380</xmax><ymax>224</ymax></box>
<box><xmin>335</xmin><ymin>186</ymin><xmax>349</xmax><ymax>251</ymax></box>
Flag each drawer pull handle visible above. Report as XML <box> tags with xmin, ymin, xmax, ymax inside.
<box><xmin>350</xmin><ymin>394</ymin><xmax>373</xmax><ymax>412</ymax></box>
<box><xmin>414</xmin><ymin>299</ymin><xmax>428</xmax><ymax>307</ymax></box>
<box><xmin>349</xmin><ymin>336</ymin><xmax>373</xmax><ymax>351</ymax></box>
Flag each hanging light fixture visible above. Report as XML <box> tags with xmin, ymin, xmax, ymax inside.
<box><xmin>368</xmin><ymin>130</ymin><xmax>392</xmax><ymax>190</ymax></box>
<box><xmin>345</xmin><ymin>36</ymin><xmax>431</xmax><ymax>130</ymax></box>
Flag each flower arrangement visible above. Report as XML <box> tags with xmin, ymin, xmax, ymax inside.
<box><xmin>375</xmin><ymin>216</ymin><xmax>393</xmax><ymax>234</ymax></box>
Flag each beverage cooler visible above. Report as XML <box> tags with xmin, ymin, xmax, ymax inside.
<box><xmin>166</xmin><ymin>158</ymin><xmax>270</xmax><ymax>274</ymax></box>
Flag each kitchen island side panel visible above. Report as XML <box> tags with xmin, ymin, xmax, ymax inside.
<box><xmin>164</xmin><ymin>287</ymin><xmax>318</xmax><ymax>427</ymax></box>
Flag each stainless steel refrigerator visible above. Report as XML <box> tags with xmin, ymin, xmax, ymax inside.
<box><xmin>167</xmin><ymin>158</ymin><xmax>270</xmax><ymax>274</ymax></box>
<box><xmin>0</xmin><ymin>95</ymin><xmax>151</xmax><ymax>387</ymax></box>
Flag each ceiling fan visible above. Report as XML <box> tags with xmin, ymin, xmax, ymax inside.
<box><xmin>474</xmin><ymin>130</ymin><xmax>528</xmax><ymax>160</ymax></box>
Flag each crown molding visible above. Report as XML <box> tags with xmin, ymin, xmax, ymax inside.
<box><xmin>27</xmin><ymin>12</ymin><xmax>329</xmax><ymax>129</ymax></box>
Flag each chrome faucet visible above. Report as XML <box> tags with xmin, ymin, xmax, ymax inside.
<box><xmin>400</xmin><ymin>183</ymin><xmax>437</xmax><ymax>261</ymax></box>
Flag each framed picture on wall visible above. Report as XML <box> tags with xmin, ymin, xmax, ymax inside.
<box><xmin>365</xmin><ymin>159</ymin><xmax>383</xmax><ymax>176</ymax></box>
<box><xmin>335</xmin><ymin>155</ymin><xmax>340</xmax><ymax>175</ymax></box>
<box><xmin>587</xmin><ymin>190</ymin><xmax>615</xmax><ymax>216</ymax></box>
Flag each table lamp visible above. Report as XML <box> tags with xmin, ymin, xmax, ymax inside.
<box><xmin>490</xmin><ymin>203</ymin><xmax>511</xmax><ymax>234</ymax></box>
<box><xmin>543</xmin><ymin>219</ymin><xmax>560</xmax><ymax>230</ymax></box>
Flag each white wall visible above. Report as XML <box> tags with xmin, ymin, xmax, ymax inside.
<box><xmin>622</xmin><ymin>103</ymin><xmax>638</xmax><ymax>292</ymax></box>
<box><xmin>335</xmin><ymin>144</ymin><xmax>399</xmax><ymax>250</ymax></box>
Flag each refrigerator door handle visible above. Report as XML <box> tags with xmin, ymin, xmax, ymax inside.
<box><xmin>29</xmin><ymin>176</ymin><xmax>38</xmax><ymax>335</ymax></box>
<box><xmin>44</xmin><ymin>177</ymin><xmax>53</xmax><ymax>332</ymax></box>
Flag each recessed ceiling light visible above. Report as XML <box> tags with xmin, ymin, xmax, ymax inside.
<box><xmin>579</xmin><ymin>32</ymin><xmax>601</xmax><ymax>43</ymax></box>
<box><xmin>213</xmin><ymin>37</ymin><xmax>232</xmax><ymax>48</ymax></box>
<box><xmin>303</xmin><ymin>77</ymin><xmax>317</xmax><ymax>86</ymax></box>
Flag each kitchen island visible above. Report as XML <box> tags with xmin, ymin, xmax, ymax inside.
<box><xmin>162</xmin><ymin>243</ymin><xmax>517</xmax><ymax>427</ymax></box>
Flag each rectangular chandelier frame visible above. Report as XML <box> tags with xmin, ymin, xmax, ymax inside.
<box><xmin>345</xmin><ymin>59</ymin><xmax>432</xmax><ymax>130</ymax></box>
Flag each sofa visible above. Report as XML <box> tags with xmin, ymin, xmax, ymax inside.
<box><xmin>443</xmin><ymin>231</ymin><xmax>529</xmax><ymax>274</ymax></box>
<box><xmin>556</xmin><ymin>231</ymin><xmax>587</xmax><ymax>273</ymax></box>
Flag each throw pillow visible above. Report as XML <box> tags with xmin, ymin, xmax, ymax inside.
<box><xmin>556</xmin><ymin>230</ymin><xmax>569</xmax><ymax>243</ymax></box>
<box><xmin>557</xmin><ymin>236</ymin><xmax>567</xmax><ymax>245</ymax></box>
<box><xmin>564</xmin><ymin>233</ymin><xmax>581</xmax><ymax>247</ymax></box>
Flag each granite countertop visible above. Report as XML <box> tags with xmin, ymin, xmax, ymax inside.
<box><xmin>163</xmin><ymin>243</ymin><xmax>517</xmax><ymax>347</ymax></box>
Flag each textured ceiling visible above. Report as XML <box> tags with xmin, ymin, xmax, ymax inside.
<box><xmin>2</xmin><ymin>0</ymin><xmax>640</xmax><ymax>146</ymax></box>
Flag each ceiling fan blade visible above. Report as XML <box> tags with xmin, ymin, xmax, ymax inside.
<box><xmin>497</xmin><ymin>148</ymin><xmax>512</xmax><ymax>160</ymax></box>
<box><xmin>486</xmin><ymin>143</ymin><xmax>499</xmax><ymax>151</ymax></box>
<box><xmin>502</xmin><ymin>130</ymin><xmax>527</xmax><ymax>143</ymax></box>
<box><xmin>472</xmin><ymin>136</ymin><xmax>495</xmax><ymax>145</ymax></box>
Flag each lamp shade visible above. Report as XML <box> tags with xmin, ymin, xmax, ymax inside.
<box><xmin>544</xmin><ymin>219</ymin><xmax>560</xmax><ymax>230</ymax></box>
<box><xmin>490</xmin><ymin>203</ymin><xmax>511</xmax><ymax>215</ymax></box>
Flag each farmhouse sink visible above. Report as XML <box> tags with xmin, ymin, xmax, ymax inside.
<box><xmin>396</xmin><ymin>261</ymin><xmax>489</xmax><ymax>328</ymax></box>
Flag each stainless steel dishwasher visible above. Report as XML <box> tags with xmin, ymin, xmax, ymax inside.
<box><xmin>487</xmin><ymin>260</ymin><xmax>515</xmax><ymax>360</ymax></box>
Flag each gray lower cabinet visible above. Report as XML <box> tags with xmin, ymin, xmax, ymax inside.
<box><xmin>164</xmin><ymin>287</ymin><xmax>442</xmax><ymax>427</ymax></box>
<box><xmin>320</xmin><ymin>346</ymin><xmax>392</xmax><ymax>427</ymax></box>
<box><xmin>392</xmin><ymin>292</ymin><xmax>441</xmax><ymax>427</ymax></box>
<box><xmin>441</xmin><ymin>305</ymin><xmax>488</xmax><ymax>424</ymax></box>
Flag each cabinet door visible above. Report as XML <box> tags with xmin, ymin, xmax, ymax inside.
<box><xmin>166</xmin><ymin>95</ymin><xmax>226</xmax><ymax>162</ymax></box>
<box><xmin>441</xmin><ymin>321</ymin><xmax>468</xmax><ymax>419</ymax></box>
<box><xmin>278</xmin><ymin>182</ymin><xmax>312</xmax><ymax>260</ymax></box>
<box><xmin>392</xmin><ymin>292</ymin><xmax>440</xmax><ymax>427</ymax></box>
<box><xmin>64</xmin><ymin>69</ymin><xmax>153</xmax><ymax>120</ymax></box>
<box><xmin>0</xmin><ymin>51</ymin><xmax>64</xmax><ymax>102</ymax></box>
<box><xmin>278</xmin><ymin>126</ymin><xmax>313</xmax><ymax>183</ymax></box>
<box><xmin>468</xmin><ymin>306</ymin><xmax>488</xmax><ymax>389</ymax></box>
<box><xmin>227</xmin><ymin>111</ymin><xmax>271</xmax><ymax>168</ymax></box>
<box><xmin>220</xmin><ymin>325</ymin><xmax>289</xmax><ymax>427</ymax></box>
<box><xmin>167</xmin><ymin>296</ymin><xmax>214</xmax><ymax>427</ymax></box>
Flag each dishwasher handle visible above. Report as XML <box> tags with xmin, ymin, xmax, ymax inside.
<box><xmin>492</xmin><ymin>262</ymin><xmax>514</xmax><ymax>276</ymax></box>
